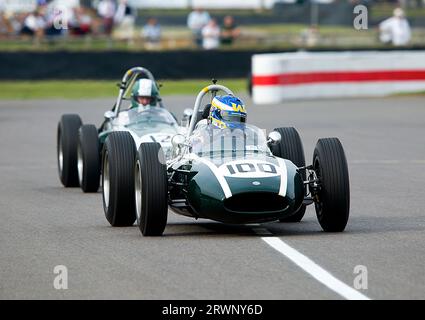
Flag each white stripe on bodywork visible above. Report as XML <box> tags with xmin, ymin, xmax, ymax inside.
<box><xmin>189</xmin><ymin>154</ymin><xmax>232</xmax><ymax>199</ymax></box>
<box><xmin>114</xmin><ymin>127</ymin><xmax>171</xmax><ymax>150</ymax></box>
<box><xmin>276</xmin><ymin>157</ymin><xmax>287</xmax><ymax>197</ymax></box>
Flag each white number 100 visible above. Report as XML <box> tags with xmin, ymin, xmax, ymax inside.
<box><xmin>226</xmin><ymin>163</ymin><xmax>277</xmax><ymax>175</ymax></box>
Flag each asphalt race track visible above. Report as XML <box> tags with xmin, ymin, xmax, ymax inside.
<box><xmin>1</xmin><ymin>94</ymin><xmax>425</xmax><ymax>300</ymax></box>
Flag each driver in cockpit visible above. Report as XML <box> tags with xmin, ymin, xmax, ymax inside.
<box><xmin>191</xmin><ymin>95</ymin><xmax>247</xmax><ymax>153</ymax></box>
<box><xmin>208</xmin><ymin>94</ymin><xmax>247</xmax><ymax>130</ymax></box>
<box><xmin>115</xmin><ymin>78</ymin><xmax>160</xmax><ymax>125</ymax></box>
<box><xmin>130</xmin><ymin>78</ymin><xmax>160</xmax><ymax>110</ymax></box>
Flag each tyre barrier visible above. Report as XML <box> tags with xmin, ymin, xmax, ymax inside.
<box><xmin>252</xmin><ymin>50</ymin><xmax>425</xmax><ymax>104</ymax></box>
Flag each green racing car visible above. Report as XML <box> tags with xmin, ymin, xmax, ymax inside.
<box><xmin>106</xmin><ymin>82</ymin><xmax>351</xmax><ymax>236</ymax></box>
<box><xmin>57</xmin><ymin>66</ymin><xmax>186</xmax><ymax>197</ymax></box>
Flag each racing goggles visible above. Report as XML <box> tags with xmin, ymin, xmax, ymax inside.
<box><xmin>219</xmin><ymin>110</ymin><xmax>246</xmax><ymax>123</ymax></box>
<box><xmin>136</xmin><ymin>95</ymin><xmax>152</xmax><ymax>100</ymax></box>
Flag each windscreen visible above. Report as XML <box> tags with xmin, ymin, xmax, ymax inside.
<box><xmin>124</xmin><ymin>107</ymin><xmax>178</xmax><ymax>136</ymax></box>
<box><xmin>190</xmin><ymin>124</ymin><xmax>270</xmax><ymax>156</ymax></box>
<box><xmin>126</xmin><ymin>107</ymin><xmax>177</xmax><ymax>125</ymax></box>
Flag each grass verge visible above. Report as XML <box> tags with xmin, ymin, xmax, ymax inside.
<box><xmin>0</xmin><ymin>79</ymin><xmax>247</xmax><ymax>100</ymax></box>
<box><xmin>393</xmin><ymin>90</ymin><xmax>425</xmax><ymax>97</ymax></box>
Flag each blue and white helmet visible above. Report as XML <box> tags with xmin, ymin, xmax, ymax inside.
<box><xmin>209</xmin><ymin>95</ymin><xmax>247</xmax><ymax>129</ymax></box>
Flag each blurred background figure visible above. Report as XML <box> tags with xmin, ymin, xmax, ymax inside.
<box><xmin>142</xmin><ymin>17</ymin><xmax>161</xmax><ymax>50</ymax></box>
<box><xmin>201</xmin><ymin>18</ymin><xmax>220</xmax><ymax>50</ymax></box>
<box><xmin>379</xmin><ymin>7</ymin><xmax>411</xmax><ymax>46</ymax></box>
<box><xmin>220</xmin><ymin>15</ymin><xmax>240</xmax><ymax>46</ymax></box>
<box><xmin>97</xmin><ymin>0</ymin><xmax>116</xmax><ymax>36</ymax></box>
<box><xmin>114</xmin><ymin>0</ymin><xmax>136</xmax><ymax>45</ymax></box>
<box><xmin>69</xmin><ymin>6</ymin><xmax>92</xmax><ymax>36</ymax></box>
<box><xmin>300</xmin><ymin>24</ymin><xmax>319</xmax><ymax>47</ymax></box>
<box><xmin>0</xmin><ymin>0</ymin><xmax>11</xmax><ymax>38</ymax></box>
<box><xmin>187</xmin><ymin>7</ymin><xmax>210</xmax><ymax>48</ymax></box>
<box><xmin>20</xmin><ymin>8</ymin><xmax>45</xmax><ymax>42</ymax></box>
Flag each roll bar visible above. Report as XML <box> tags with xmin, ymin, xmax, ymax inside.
<box><xmin>186</xmin><ymin>84</ymin><xmax>234</xmax><ymax>138</ymax></box>
<box><xmin>113</xmin><ymin>67</ymin><xmax>162</xmax><ymax>117</ymax></box>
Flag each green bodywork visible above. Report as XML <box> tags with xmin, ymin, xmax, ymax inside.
<box><xmin>170</xmin><ymin>153</ymin><xmax>304</xmax><ymax>224</ymax></box>
<box><xmin>96</xmin><ymin>107</ymin><xmax>180</xmax><ymax>159</ymax></box>
<box><xmin>99</xmin><ymin>130</ymin><xmax>112</xmax><ymax>145</ymax></box>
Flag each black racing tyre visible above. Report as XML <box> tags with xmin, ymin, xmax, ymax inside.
<box><xmin>313</xmin><ymin>138</ymin><xmax>350</xmax><ymax>232</ymax></box>
<box><xmin>135</xmin><ymin>143</ymin><xmax>168</xmax><ymax>236</ymax></box>
<box><xmin>271</xmin><ymin>127</ymin><xmax>307</xmax><ymax>222</ymax></box>
<box><xmin>78</xmin><ymin>124</ymin><xmax>100</xmax><ymax>193</ymax></box>
<box><xmin>57</xmin><ymin>114</ymin><xmax>82</xmax><ymax>187</ymax></box>
<box><xmin>102</xmin><ymin>132</ymin><xmax>136</xmax><ymax>227</ymax></box>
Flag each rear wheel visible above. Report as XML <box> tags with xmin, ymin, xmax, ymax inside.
<box><xmin>135</xmin><ymin>143</ymin><xmax>168</xmax><ymax>236</ymax></box>
<box><xmin>78</xmin><ymin>124</ymin><xmax>100</xmax><ymax>192</ymax></box>
<box><xmin>57</xmin><ymin>114</ymin><xmax>82</xmax><ymax>187</ymax></box>
<box><xmin>102</xmin><ymin>132</ymin><xmax>136</xmax><ymax>226</ymax></box>
<box><xmin>271</xmin><ymin>127</ymin><xmax>306</xmax><ymax>222</ymax></box>
<box><xmin>313</xmin><ymin>138</ymin><xmax>350</xmax><ymax>232</ymax></box>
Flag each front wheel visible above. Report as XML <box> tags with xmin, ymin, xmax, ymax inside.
<box><xmin>102</xmin><ymin>132</ymin><xmax>136</xmax><ymax>227</ymax></box>
<box><xmin>313</xmin><ymin>138</ymin><xmax>350</xmax><ymax>232</ymax></box>
<box><xmin>135</xmin><ymin>143</ymin><xmax>168</xmax><ymax>236</ymax></box>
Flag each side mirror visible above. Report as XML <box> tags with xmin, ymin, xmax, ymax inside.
<box><xmin>171</xmin><ymin>134</ymin><xmax>187</xmax><ymax>148</ymax></box>
<box><xmin>181</xmin><ymin>108</ymin><xmax>193</xmax><ymax>127</ymax></box>
<box><xmin>104</xmin><ymin>111</ymin><xmax>115</xmax><ymax>120</ymax></box>
<box><xmin>183</xmin><ymin>108</ymin><xmax>193</xmax><ymax>117</ymax></box>
<box><xmin>267</xmin><ymin>131</ymin><xmax>281</xmax><ymax>146</ymax></box>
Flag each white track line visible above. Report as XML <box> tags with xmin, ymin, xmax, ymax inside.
<box><xmin>350</xmin><ymin>160</ymin><xmax>425</xmax><ymax>165</ymax></box>
<box><xmin>254</xmin><ymin>228</ymin><xmax>370</xmax><ymax>300</ymax></box>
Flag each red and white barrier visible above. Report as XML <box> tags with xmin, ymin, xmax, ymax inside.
<box><xmin>252</xmin><ymin>51</ymin><xmax>425</xmax><ymax>104</ymax></box>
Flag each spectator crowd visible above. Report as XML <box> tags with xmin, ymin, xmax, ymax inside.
<box><xmin>0</xmin><ymin>1</ymin><xmax>240</xmax><ymax>49</ymax></box>
<box><xmin>0</xmin><ymin>0</ymin><xmax>138</xmax><ymax>43</ymax></box>
<box><xmin>187</xmin><ymin>8</ymin><xmax>240</xmax><ymax>49</ymax></box>
<box><xmin>0</xmin><ymin>0</ymin><xmax>415</xmax><ymax>49</ymax></box>
<box><xmin>0</xmin><ymin>1</ymin><xmax>241</xmax><ymax>49</ymax></box>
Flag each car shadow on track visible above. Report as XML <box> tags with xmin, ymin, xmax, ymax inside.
<box><xmin>264</xmin><ymin>215</ymin><xmax>425</xmax><ymax>237</ymax></box>
<box><xmin>164</xmin><ymin>221</ymin><xmax>261</xmax><ymax>237</ymax></box>
<box><xmin>162</xmin><ymin>214</ymin><xmax>425</xmax><ymax>238</ymax></box>
<box><xmin>161</xmin><ymin>220</ymin><xmax>323</xmax><ymax>238</ymax></box>
<box><xmin>94</xmin><ymin>214</ymin><xmax>425</xmax><ymax>239</ymax></box>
